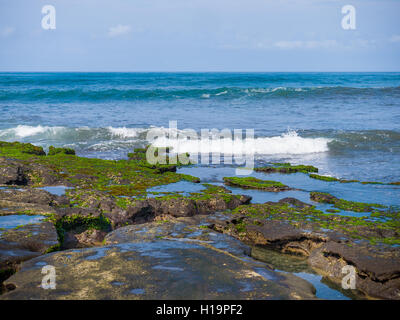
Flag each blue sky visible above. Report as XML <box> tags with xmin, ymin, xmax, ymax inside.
<box><xmin>0</xmin><ymin>0</ymin><xmax>399</xmax><ymax>71</ymax></box>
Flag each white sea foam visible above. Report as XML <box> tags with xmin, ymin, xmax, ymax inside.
<box><xmin>0</xmin><ymin>125</ymin><xmax>65</xmax><ymax>138</ymax></box>
<box><xmin>0</xmin><ymin>125</ymin><xmax>331</xmax><ymax>155</ymax></box>
<box><xmin>107</xmin><ymin>126</ymin><xmax>142</xmax><ymax>138</ymax></box>
<box><xmin>152</xmin><ymin>131</ymin><xmax>331</xmax><ymax>155</ymax></box>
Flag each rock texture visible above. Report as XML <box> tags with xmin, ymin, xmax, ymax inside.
<box><xmin>0</xmin><ymin>220</ymin><xmax>58</xmax><ymax>293</ymax></box>
<box><xmin>1</xmin><ymin>218</ymin><xmax>316</xmax><ymax>300</ymax></box>
<box><xmin>210</xmin><ymin>212</ymin><xmax>400</xmax><ymax>300</ymax></box>
<box><xmin>309</xmin><ymin>242</ymin><xmax>400</xmax><ymax>300</ymax></box>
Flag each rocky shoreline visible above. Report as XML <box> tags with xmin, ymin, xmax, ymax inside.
<box><xmin>0</xmin><ymin>141</ymin><xmax>399</xmax><ymax>299</ymax></box>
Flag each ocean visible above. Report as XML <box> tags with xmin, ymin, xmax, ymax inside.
<box><xmin>1</xmin><ymin>72</ymin><xmax>400</xmax><ymax>299</ymax></box>
<box><xmin>0</xmin><ymin>72</ymin><xmax>399</xmax><ymax>183</ymax></box>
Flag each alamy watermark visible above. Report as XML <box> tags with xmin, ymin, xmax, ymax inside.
<box><xmin>341</xmin><ymin>5</ymin><xmax>356</xmax><ymax>30</ymax></box>
<box><xmin>341</xmin><ymin>265</ymin><xmax>356</xmax><ymax>290</ymax></box>
<box><xmin>41</xmin><ymin>4</ymin><xmax>356</xmax><ymax>31</ymax></box>
<box><xmin>41</xmin><ymin>265</ymin><xmax>56</xmax><ymax>289</ymax></box>
<box><xmin>41</xmin><ymin>5</ymin><xmax>56</xmax><ymax>30</ymax></box>
<box><xmin>145</xmin><ymin>121</ymin><xmax>255</xmax><ymax>175</ymax></box>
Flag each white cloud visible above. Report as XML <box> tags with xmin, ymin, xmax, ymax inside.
<box><xmin>0</xmin><ymin>26</ymin><xmax>15</xmax><ymax>37</ymax></box>
<box><xmin>273</xmin><ymin>40</ymin><xmax>338</xmax><ymax>49</ymax></box>
<box><xmin>352</xmin><ymin>39</ymin><xmax>376</xmax><ymax>48</ymax></box>
<box><xmin>223</xmin><ymin>37</ymin><xmax>377</xmax><ymax>51</ymax></box>
<box><xmin>107</xmin><ymin>24</ymin><xmax>131</xmax><ymax>38</ymax></box>
<box><xmin>389</xmin><ymin>35</ymin><xmax>400</xmax><ymax>43</ymax></box>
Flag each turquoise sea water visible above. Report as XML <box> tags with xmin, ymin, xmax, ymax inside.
<box><xmin>1</xmin><ymin>72</ymin><xmax>399</xmax><ymax>182</ymax></box>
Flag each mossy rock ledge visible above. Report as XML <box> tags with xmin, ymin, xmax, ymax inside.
<box><xmin>223</xmin><ymin>177</ymin><xmax>291</xmax><ymax>192</ymax></box>
<box><xmin>0</xmin><ymin>141</ymin><xmax>254</xmax><ymax>295</ymax></box>
<box><xmin>208</xmin><ymin>198</ymin><xmax>400</xmax><ymax>300</ymax></box>
<box><xmin>0</xmin><ymin>217</ymin><xmax>317</xmax><ymax>300</ymax></box>
<box><xmin>255</xmin><ymin>163</ymin><xmax>318</xmax><ymax>174</ymax></box>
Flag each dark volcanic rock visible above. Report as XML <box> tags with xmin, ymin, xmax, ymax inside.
<box><xmin>0</xmin><ymin>188</ymin><xmax>58</xmax><ymax>207</ymax></box>
<box><xmin>211</xmin><ymin>218</ymin><xmax>326</xmax><ymax>256</ymax></box>
<box><xmin>1</xmin><ymin>218</ymin><xmax>316</xmax><ymax>300</ymax></box>
<box><xmin>209</xmin><ymin>204</ymin><xmax>400</xmax><ymax>300</ymax></box>
<box><xmin>0</xmin><ymin>220</ymin><xmax>58</xmax><ymax>293</ymax></box>
<box><xmin>154</xmin><ymin>165</ymin><xmax>177</xmax><ymax>174</ymax></box>
<box><xmin>278</xmin><ymin>197</ymin><xmax>313</xmax><ymax>209</ymax></box>
<box><xmin>28</xmin><ymin>163</ymin><xmax>65</xmax><ymax>186</ymax></box>
<box><xmin>0</xmin><ymin>158</ymin><xmax>28</xmax><ymax>186</ymax></box>
<box><xmin>310</xmin><ymin>192</ymin><xmax>338</xmax><ymax>204</ymax></box>
<box><xmin>309</xmin><ymin>242</ymin><xmax>400</xmax><ymax>300</ymax></box>
<box><xmin>0</xmin><ymin>157</ymin><xmax>66</xmax><ymax>187</ymax></box>
<box><xmin>63</xmin><ymin>229</ymin><xmax>108</xmax><ymax>249</ymax></box>
<box><xmin>0</xmin><ymin>221</ymin><xmax>58</xmax><ymax>265</ymax></box>
<box><xmin>104</xmin><ymin>194</ymin><xmax>252</xmax><ymax>229</ymax></box>
<box><xmin>0</xmin><ymin>187</ymin><xmax>68</xmax><ymax>218</ymax></box>
<box><xmin>55</xmin><ymin>206</ymin><xmax>101</xmax><ymax>219</ymax></box>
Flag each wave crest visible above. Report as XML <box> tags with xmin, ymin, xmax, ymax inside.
<box><xmin>0</xmin><ymin>125</ymin><xmax>331</xmax><ymax>155</ymax></box>
<box><xmin>152</xmin><ymin>130</ymin><xmax>330</xmax><ymax>155</ymax></box>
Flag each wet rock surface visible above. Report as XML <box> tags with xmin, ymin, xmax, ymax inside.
<box><xmin>104</xmin><ymin>195</ymin><xmax>252</xmax><ymax>228</ymax></box>
<box><xmin>63</xmin><ymin>229</ymin><xmax>108</xmax><ymax>250</ymax></box>
<box><xmin>308</xmin><ymin>242</ymin><xmax>400</xmax><ymax>300</ymax></box>
<box><xmin>209</xmin><ymin>201</ymin><xmax>400</xmax><ymax>300</ymax></box>
<box><xmin>0</xmin><ymin>220</ymin><xmax>58</xmax><ymax>293</ymax></box>
<box><xmin>0</xmin><ymin>158</ymin><xmax>28</xmax><ymax>186</ymax></box>
<box><xmin>1</xmin><ymin>142</ymin><xmax>399</xmax><ymax>300</ymax></box>
<box><xmin>0</xmin><ymin>187</ymin><xmax>67</xmax><ymax>210</ymax></box>
<box><xmin>1</xmin><ymin>218</ymin><xmax>316</xmax><ymax>300</ymax></box>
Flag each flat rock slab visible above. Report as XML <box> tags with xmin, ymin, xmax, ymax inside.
<box><xmin>208</xmin><ymin>211</ymin><xmax>400</xmax><ymax>299</ymax></box>
<box><xmin>0</xmin><ymin>221</ymin><xmax>58</xmax><ymax>271</ymax></box>
<box><xmin>0</xmin><ymin>158</ymin><xmax>27</xmax><ymax>185</ymax></box>
<box><xmin>309</xmin><ymin>241</ymin><xmax>400</xmax><ymax>299</ymax></box>
<box><xmin>0</xmin><ymin>187</ymin><xmax>65</xmax><ymax>216</ymax></box>
<box><xmin>105</xmin><ymin>217</ymin><xmax>253</xmax><ymax>260</ymax></box>
<box><xmin>1</xmin><ymin>218</ymin><xmax>316</xmax><ymax>300</ymax></box>
<box><xmin>322</xmin><ymin>241</ymin><xmax>400</xmax><ymax>280</ymax></box>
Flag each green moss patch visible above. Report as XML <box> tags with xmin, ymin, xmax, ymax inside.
<box><xmin>308</xmin><ymin>171</ymin><xmax>397</xmax><ymax>186</ymax></box>
<box><xmin>0</xmin><ymin>141</ymin><xmax>46</xmax><ymax>157</ymax></box>
<box><xmin>310</xmin><ymin>191</ymin><xmax>387</xmax><ymax>212</ymax></box>
<box><xmin>309</xmin><ymin>174</ymin><xmax>339</xmax><ymax>182</ymax></box>
<box><xmin>0</xmin><ymin>140</ymin><xmax>200</xmax><ymax>196</ymax></box>
<box><xmin>48</xmin><ymin>146</ymin><xmax>76</xmax><ymax>156</ymax></box>
<box><xmin>153</xmin><ymin>183</ymin><xmax>242</xmax><ymax>204</ymax></box>
<box><xmin>225</xmin><ymin>201</ymin><xmax>400</xmax><ymax>246</ymax></box>
<box><xmin>47</xmin><ymin>213</ymin><xmax>111</xmax><ymax>245</ymax></box>
<box><xmin>255</xmin><ymin>163</ymin><xmax>318</xmax><ymax>174</ymax></box>
<box><xmin>223</xmin><ymin>176</ymin><xmax>289</xmax><ymax>191</ymax></box>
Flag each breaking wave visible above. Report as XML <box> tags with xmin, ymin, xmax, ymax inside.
<box><xmin>0</xmin><ymin>125</ymin><xmax>331</xmax><ymax>155</ymax></box>
<box><xmin>152</xmin><ymin>130</ymin><xmax>331</xmax><ymax>155</ymax></box>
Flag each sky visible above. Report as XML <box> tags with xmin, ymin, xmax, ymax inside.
<box><xmin>0</xmin><ymin>0</ymin><xmax>399</xmax><ymax>72</ymax></box>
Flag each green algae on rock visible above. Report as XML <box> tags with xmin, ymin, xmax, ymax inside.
<box><xmin>208</xmin><ymin>200</ymin><xmax>400</xmax><ymax>299</ymax></box>
<box><xmin>255</xmin><ymin>163</ymin><xmax>318</xmax><ymax>174</ymax></box>
<box><xmin>0</xmin><ymin>141</ymin><xmax>46</xmax><ymax>157</ymax></box>
<box><xmin>223</xmin><ymin>177</ymin><xmax>290</xmax><ymax>192</ymax></box>
<box><xmin>308</xmin><ymin>172</ymin><xmax>399</xmax><ymax>186</ymax></box>
<box><xmin>310</xmin><ymin>192</ymin><xmax>387</xmax><ymax>212</ymax></box>
<box><xmin>216</xmin><ymin>200</ymin><xmax>398</xmax><ymax>245</ymax></box>
<box><xmin>47</xmin><ymin>146</ymin><xmax>76</xmax><ymax>156</ymax></box>
<box><xmin>309</xmin><ymin>174</ymin><xmax>340</xmax><ymax>182</ymax></box>
<box><xmin>0</xmin><ymin>141</ymin><xmax>199</xmax><ymax>194</ymax></box>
